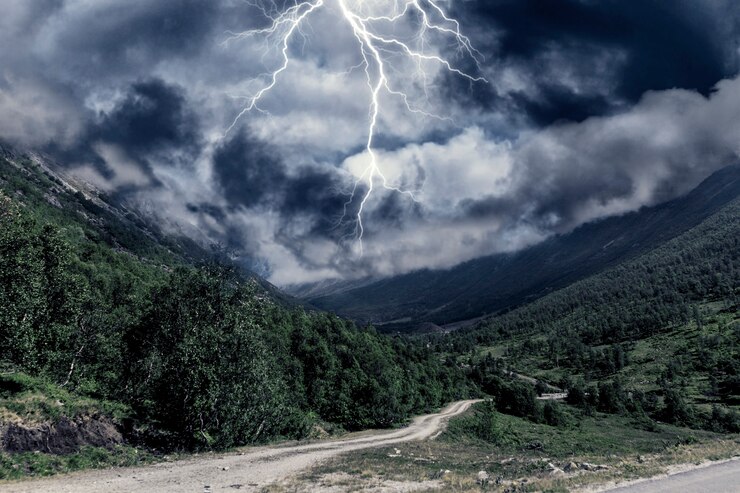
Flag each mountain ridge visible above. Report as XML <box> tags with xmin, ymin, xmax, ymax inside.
<box><xmin>296</xmin><ymin>163</ymin><xmax>740</xmax><ymax>330</ymax></box>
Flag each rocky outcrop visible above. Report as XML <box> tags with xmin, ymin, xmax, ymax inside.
<box><xmin>1</xmin><ymin>415</ymin><xmax>123</xmax><ymax>455</ymax></box>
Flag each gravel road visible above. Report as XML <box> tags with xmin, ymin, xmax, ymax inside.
<box><xmin>603</xmin><ymin>458</ymin><xmax>740</xmax><ymax>493</ymax></box>
<box><xmin>2</xmin><ymin>399</ymin><xmax>480</xmax><ymax>493</ymax></box>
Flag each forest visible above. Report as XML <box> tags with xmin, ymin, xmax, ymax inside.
<box><xmin>0</xmin><ymin>155</ymin><xmax>471</xmax><ymax>450</ymax></box>
<box><xmin>439</xmin><ymin>197</ymin><xmax>740</xmax><ymax>433</ymax></box>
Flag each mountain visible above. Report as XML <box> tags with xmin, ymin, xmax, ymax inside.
<box><xmin>0</xmin><ymin>142</ymin><xmax>303</xmax><ymax>307</ymax></box>
<box><xmin>451</xmin><ymin>186</ymin><xmax>740</xmax><ymax>435</ymax></box>
<box><xmin>295</xmin><ymin>164</ymin><xmax>740</xmax><ymax>331</ymax></box>
<box><xmin>0</xmin><ymin>142</ymin><xmax>210</xmax><ymax>265</ymax></box>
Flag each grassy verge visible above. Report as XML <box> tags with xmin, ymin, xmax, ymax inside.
<box><xmin>0</xmin><ymin>372</ymin><xmax>158</xmax><ymax>481</ymax></box>
<box><xmin>0</xmin><ymin>445</ymin><xmax>159</xmax><ymax>481</ymax></box>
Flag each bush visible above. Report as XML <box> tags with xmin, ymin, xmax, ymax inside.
<box><xmin>706</xmin><ymin>405</ymin><xmax>740</xmax><ymax>433</ymax></box>
<box><xmin>447</xmin><ymin>400</ymin><xmax>517</xmax><ymax>446</ymax></box>
<box><xmin>543</xmin><ymin>401</ymin><xmax>570</xmax><ymax>427</ymax></box>
<box><xmin>661</xmin><ymin>388</ymin><xmax>695</xmax><ymax>427</ymax></box>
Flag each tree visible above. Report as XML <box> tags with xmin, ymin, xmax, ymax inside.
<box><xmin>125</xmin><ymin>266</ymin><xmax>296</xmax><ymax>448</ymax></box>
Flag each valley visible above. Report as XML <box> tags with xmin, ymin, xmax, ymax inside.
<box><xmin>0</xmin><ymin>149</ymin><xmax>737</xmax><ymax>491</ymax></box>
<box><xmin>295</xmin><ymin>165</ymin><xmax>740</xmax><ymax>331</ymax></box>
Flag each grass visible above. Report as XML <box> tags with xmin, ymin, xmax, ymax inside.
<box><xmin>444</xmin><ymin>402</ymin><xmax>717</xmax><ymax>458</ymax></box>
<box><xmin>0</xmin><ymin>445</ymin><xmax>158</xmax><ymax>481</ymax></box>
<box><xmin>0</xmin><ymin>372</ymin><xmax>131</xmax><ymax>425</ymax></box>
<box><xmin>273</xmin><ymin>402</ymin><xmax>739</xmax><ymax>493</ymax></box>
<box><xmin>0</xmin><ymin>371</ymin><xmax>152</xmax><ymax>482</ymax></box>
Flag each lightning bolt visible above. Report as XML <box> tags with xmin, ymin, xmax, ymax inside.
<box><xmin>225</xmin><ymin>0</ymin><xmax>485</xmax><ymax>254</ymax></box>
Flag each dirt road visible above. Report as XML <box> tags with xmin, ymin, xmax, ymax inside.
<box><xmin>3</xmin><ymin>400</ymin><xmax>480</xmax><ymax>493</ymax></box>
<box><xmin>602</xmin><ymin>458</ymin><xmax>740</xmax><ymax>493</ymax></box>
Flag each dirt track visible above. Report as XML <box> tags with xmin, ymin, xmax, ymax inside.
<box><xmin>2</xmin><ymin>400</ymin><xmax>480</xmax><ymax>493</ymax></box>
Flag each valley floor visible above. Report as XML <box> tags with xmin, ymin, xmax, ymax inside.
<box><xmin>0</xmin><ymin>400</ymin><xmax>479</xmax><ymax>493</ymax></box>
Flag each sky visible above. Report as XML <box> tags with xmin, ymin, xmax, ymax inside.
<box><xmin>1</xmin><ymin>0</ymin><xmax>739</xmax><ymax>285</ymax></box>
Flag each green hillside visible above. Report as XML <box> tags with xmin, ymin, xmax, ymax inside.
<box><xmin>313</xmin><ymin>193</ymin><xmax>738</xmax><ymax>491</ymax></box>
<box><xmin>0</xmin><ymin>150</ymin><xmax>472</xmax><ymax>471</ymax></box>
<box><xmin>441</xmin><ymin>195</ymin><xmax>739</xmax><ymax>431</ymax></box>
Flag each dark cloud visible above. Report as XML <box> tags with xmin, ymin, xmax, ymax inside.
<box><xmin>461</xmin><ymin>154</ymin><xmax>635</xmax><ymax>230</ymax></box>
<box><xmin>1</xmin><ymin>0</ymin><xmax>739</xmax><ymax>283</ymax></box>
<box><xmin>282</xmin><ymin>168</ymin><xmax>352</xmax><ymax>230</ymax></box>
<box><xmin>365</xmin><ymin>192</ymin><xmax>422</xmax><ymax>230</ymax></box>
<box><xmin>42</xmin><ymin>0</ymin><xmax>220</xmax><ymax>81</ymax></box>
<box><xmin>213</xmin><ymin>130</ymin><xmax>284</xmax><ymax>208</ymax></box>
<box><xmin>510</xmin><ymin>83</ymin><xmax>613</xmax><ymax>126</ymax></box>
<box><xmin>95</xmin><ymin>79</ymin><xmax>201</xmax><ymax>156</ymax></box>
<box><xmin>457</xmin><ymin>76</ymin><xmax>740</xmax><ymax>236</ymax></box>
<box><xmin>213</xmin><ymin>130</ymin><xmax>364</xmax><ymax>240</ymax></box>
<box><xmin>449</xmin><ymin>0</ymin><xmax>739</xmax><ymax>125</ymax></box>
<box><xmin>46</xmin><ymin>78</ymin><xmax>201</xmax><ymax>186</ymax></box>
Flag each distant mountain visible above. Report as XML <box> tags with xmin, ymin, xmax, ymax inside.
<box><xmin>296</xmin><ymin>164</ymin><xmax>740</xmax><ymax>331</ymax></box>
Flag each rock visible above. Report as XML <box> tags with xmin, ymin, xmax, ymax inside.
<box><xmin>547</xmin><ymin>462</ymin><xmax>566</xmax><ymax>477</ymax></box>
<box><xmin>477</xmin><ymin>470</ymin><xmax>489</xmax><ymax>485</ymax></box>
<box><xmin>2</xmin><ymin>416</ymin><xmax>123</xmax><ymax>455</ymax></box>
<box><xmin>387</xmin><ymin>447</ymin><xmax>403</xmax><ymax>458</ymax></box>
<box><xmin>431</xmin><ymin>469</ymin><xmax>452</xmax><ymax>479</ymax></box>
<box><xmin>564</xmin><ymin>461</ymin><xmax>579</xmax><ymax>472</ymax></box>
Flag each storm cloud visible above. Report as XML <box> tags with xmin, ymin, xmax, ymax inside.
<box><xmin>448</xmin><ymin>0</ymin><xmax>740</xmax><ymax>125</ymax></box>
<box><xmin>0</xmin><ymin>0</ymin><xmax>738</xmax><ymax>284</ymax></box>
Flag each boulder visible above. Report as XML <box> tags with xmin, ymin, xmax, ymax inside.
<box><xmin>547</xmin><ymin>462</ymin><xmax>566</xmax><ymax>477</ymax></box>
<box><xmin>477</xmin><ymin>470</ymin><xmax>489</xmax><ymax>484</ymax></box>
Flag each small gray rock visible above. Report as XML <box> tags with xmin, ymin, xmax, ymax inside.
<box><xmin>477</xmin><ymin>470</ymin><xmax>489</xmax><ymax>484</ymax></box>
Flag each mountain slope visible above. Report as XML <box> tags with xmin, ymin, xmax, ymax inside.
<box><xmin>300</xmin><ymin>164</ymin><xmax>740</xmax><ymax>330</ymax></box>
<box><xmin>0</xmin><ymin>146</ymin><xmax>472</xmax><ymax>461</ymax></box>
<box><xmin>448</xmin><ymin>190</ymin><xmax>739</xmax><ymax>428</ymax></box>
<box><xmin>0</xmin><ymin>142</ymin><xmax>306</xmax><ymax>308</ymax></box>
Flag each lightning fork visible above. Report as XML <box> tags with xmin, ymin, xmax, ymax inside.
<box><xmin>227</xmin><ymin>0</ymin><xmax>485</xmax><ymax>254</ymax></box>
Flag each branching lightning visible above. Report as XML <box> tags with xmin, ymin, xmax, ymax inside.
<box><xmin>226</xmin><ymin>0</ymin><xmax>485</xmax><ymax>254</ymax></box>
